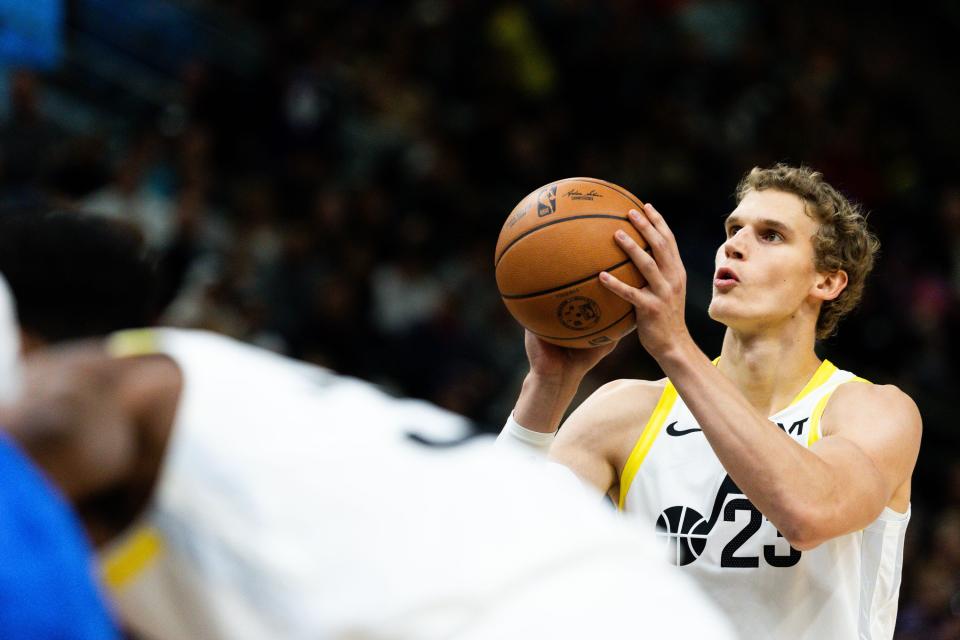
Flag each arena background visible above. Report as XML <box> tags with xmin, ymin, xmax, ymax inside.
<box><xmin>1</xmin><ymin>1</ymin><xmax>958</xmax><ymax>636</ymax></box>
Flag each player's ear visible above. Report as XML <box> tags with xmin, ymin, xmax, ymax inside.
<box><xmin>812</xmin><ymin>269</ymin><xmax>848</xmax><ymax>302</ymax></box>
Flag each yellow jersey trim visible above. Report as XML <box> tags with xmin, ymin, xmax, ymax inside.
<box><xmin>807</xmin><ymin>376</ymin><xmax>872</xmax><ymax>447</ymax></box>
<box><xmin>101</xmin><ymin>526</ymin><xmax>164</xmax><ymax>591</ymax></box>
<box><xmin>107</xmin><ymin>328</ymin><xmax>161</xmax><ymax>358</ymax></box>
<box><xmin>788</xmin><ymin>360</ymin><xmax>838</xmax><ymax>409</ymax></box>
<box><xmin>618</xmin><ymin>380</ymin><xmax>678</xmax><ymax>511</ymax></box>
<box><xmin>713</xmin><ymin>357</ymin><xmax>834</xmax><ymax>411</ymax></box>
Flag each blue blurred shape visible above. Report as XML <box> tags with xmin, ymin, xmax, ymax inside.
<box><xmin>0</xmin><ymin>0</ymin><xmax>63</xmax><ymax>69</ymax></box>
<box><xmin>0</xmin><ymin>433</ymin><xmax>119</xmax><ymax>639</ymax></box>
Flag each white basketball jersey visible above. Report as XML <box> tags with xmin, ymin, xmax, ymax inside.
<box><xmin>0</xmin><ymin>274</ymin><xmax>21</xmax><ymax>405</ymax></box>
<box><xmin>99</xmin><ymin>328</ymin><xmax>737</xmax><ymax>640</ymax></box>
<box><xmin>619</xmin><ymin>360</ymin><xmax>909</xmax><ymax>640</ymax></box>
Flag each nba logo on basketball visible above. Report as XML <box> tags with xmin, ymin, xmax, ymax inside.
<box><xmin>537</xmin><ymin>185</ymin><xmax>558</xmax><ymax>216</ymax></box>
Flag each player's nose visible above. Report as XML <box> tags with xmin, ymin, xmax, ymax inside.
<box><xmin>723</xmin><ymin>229</ymin><xmax>747</xmax><ymax>260</ymax></box>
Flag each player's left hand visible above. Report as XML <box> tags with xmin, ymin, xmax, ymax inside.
<box><xmin>599</xmin><ymin>203</ymin><xmax>693</xmax><ymax>360</ymax></box>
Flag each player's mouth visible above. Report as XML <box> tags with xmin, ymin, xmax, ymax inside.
<box><xmin>714</xmin><ymin>267</ymin><xmax>739</xmax><ymax>291</ymax></box>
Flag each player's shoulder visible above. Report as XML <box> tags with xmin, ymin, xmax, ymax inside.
<box><xmin>825</xmin><ymin>379</ymin><xmax>922</xmax><ymax>435</ymax></box>
<box><xmin>25</xmin><ymin>337</ymin><xmax>120</xmax><ymax>380</ymax></box>
<box><xmin>832</xmin><ymin>379</ymin><xmax>919</xmax><ymax>414</ymax></box>
<box><xmin>587</xmin><ymin>377</ymin><xmax>668</xmax><ymax>411</ymax></box>
<box><xmin>561</xmin><ymin>377</ymin><xmax>668</xmax><ymax>441</ymax></box>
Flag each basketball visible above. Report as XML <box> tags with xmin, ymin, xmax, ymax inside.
<box><xmin>494</xmin><ymin>177</ymin><xmax>647</xmax><ymax>348</ymax></box>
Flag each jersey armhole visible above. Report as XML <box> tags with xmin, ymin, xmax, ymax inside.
<box><xmin>807</xmin><ymin>376</ymin><xmax>871</xmax><ymax>447</ymax></box>
<box><xmin>617</xmin><ymin>381</ymin><xmax>678</xmax><ymax>511</ymax></box>
<box><xmin>100</xmin><ymin>524</ymin><xmax>165</xmax><ymax>593</ymax></box>
<box><xmin>107</xmin><ymin>329</ymin><xmax>161</xmax><ymax>358</ymax></box>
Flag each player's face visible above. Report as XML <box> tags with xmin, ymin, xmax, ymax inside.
<box><xmin>708</xmin><ymin>189</ymin><xmax>824</xmax><ymax>334</ymax></box>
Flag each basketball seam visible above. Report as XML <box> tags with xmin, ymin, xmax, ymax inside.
<box><xmin>528</xmin><ymin>308</ymin><xmax>634</xmax><ymax>341</ymax></box>
<box><xmin>500</xmin><ymin>258</ymin><xmax>632</xmax><ymax>299</ymax></box>
<box><xmin>494</xmin><ymin>214</ymin><xmax>629</xmax><ymax>267</ymax></box>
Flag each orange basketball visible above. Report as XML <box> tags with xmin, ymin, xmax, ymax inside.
<box><xmin>494</xmin><ymin>177</ymin><xmax>647</xmax><ymax>348</ymax></box>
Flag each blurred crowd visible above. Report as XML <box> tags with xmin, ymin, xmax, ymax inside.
<box><xmin>2</xmin><ymin>1</ymin><xmax>959</xmax><ymax>636</ymax></box>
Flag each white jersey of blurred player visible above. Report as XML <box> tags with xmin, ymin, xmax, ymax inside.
<box><xmin>0</xmin><ymin>275</ymin><xmax>21</xmax><ymax>404</ymax></box>
<box><xmin>101</xmin><ymin>328</ymin><xmax>735</xmax><ymax>639</ymax></box>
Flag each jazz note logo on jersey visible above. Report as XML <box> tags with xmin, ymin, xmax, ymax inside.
<box><xmin>656</xmin><ymin>475</ymin><xmax>801</xmax><ymax>568</ymax></box>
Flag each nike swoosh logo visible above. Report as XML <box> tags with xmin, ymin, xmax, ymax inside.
<box><xmin>665</xmin><ymin>421</ymin><xmax>702</xmax><ymax>437</ymax></box>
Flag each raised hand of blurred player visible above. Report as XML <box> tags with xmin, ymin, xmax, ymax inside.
<box><xmin>599</xmin><ymin>203</ymin><xmax>693</xmax><ymax>360</ymax></box>
<box><xmin>513</xmin><ymin>330</ymin><xmax>619</xmax><ymax>433</ymax></box>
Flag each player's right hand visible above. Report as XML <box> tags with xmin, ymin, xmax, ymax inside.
<box><xmin>511</xmin><ymin>331</ymin><xmax>619</xmax><ymax>433</ymax></box>
<box><xmin>524</xmin><ymin>330</ymin><xmax>618</xmax><ymax>387</ymax></box>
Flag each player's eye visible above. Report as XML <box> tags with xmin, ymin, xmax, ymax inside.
<box><xmin>760</xmin><ymin>230</ymin><xmax>783</xmax><ymax>242</ymax></box>
<box><xmin>726</xmin><ymin>225</ymin><xmax>741</xmax><ymax>238</ymax></box>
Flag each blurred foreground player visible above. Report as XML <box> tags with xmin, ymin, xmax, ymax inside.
<box><xmin>1</xmin><ymin>321</ymin><xmax>737</xmax><ymax>639</ymax></box>
<box><xmin>499</xmin><ymin>165</ymin><xmax>921</xmax><ymax>639</ymax></box>
<box><xmin>0</xmin><ymin>275</ymin><xmax>118</xmax><ymax>639</ymax></box>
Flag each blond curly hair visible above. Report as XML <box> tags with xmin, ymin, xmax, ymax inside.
<box><xmin>736</xmin><ymin>164</ymin><xmax>880</xmax><ymax>339</ymax></box>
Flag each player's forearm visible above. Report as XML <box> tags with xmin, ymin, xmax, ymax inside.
<box><xmin>512</xmin><ymin>371</ymin><xmax>582</xmax><ymax>433</ymax></box>
<box><xmin>656</xmin><ymin>341</ymin><xmax>836</xmax><ymax>547</ymax></box>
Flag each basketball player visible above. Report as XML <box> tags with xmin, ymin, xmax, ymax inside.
<box><xmin>0</xmin><ymin>275</ymin><xmax>119</xmax><ymax>639</ymax></box>
<box><xmin>498</xmin><ymin>165</ymin><xmax>921</xmax><ymax>639</ymax></box>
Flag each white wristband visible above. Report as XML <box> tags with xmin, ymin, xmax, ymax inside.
<box><xmin>495</xmin><ymin>413</ymin><xmax>557</xmax><ymax>457</ymax></box>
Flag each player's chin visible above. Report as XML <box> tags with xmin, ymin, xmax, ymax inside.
<box><xmin>707</xmin><ymin>297</ymin><xmax>728</xmax><ymax>320</ymax></box>
<box><xmin>707</xmin><ymin>298</ymin><xmax>741</xmax><ymax>325</ymax></box>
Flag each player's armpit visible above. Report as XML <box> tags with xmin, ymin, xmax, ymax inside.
<box><xmin>795</xmin><ymin>383</ymin><xmax>921</xmax><ymax>548</ymax></box>
<box><xmin>549</xmin><ymin>378</ymin><xmax>664</xmax><ymax>500</ymax></box>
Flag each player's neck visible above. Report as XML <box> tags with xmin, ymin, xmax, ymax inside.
<box><xmin>717</xmin><ymin>326</ymin><xmax>821</xmax><ymax>417</ymax></box>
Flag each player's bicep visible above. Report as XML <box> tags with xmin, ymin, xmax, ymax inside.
<box><xmin>806</xmin><ymin>435</ymin><xmax>889</xmax><ymax>533</ymax></box>
<box><xmin>810</xmin><ymin>384</ymin><xmax>921</xmax><ymax>531</ymax></box>
<box><xmin>819</xmin><ymin>384</ymin><xmax>920</xmax><ymax>496</ymax></box>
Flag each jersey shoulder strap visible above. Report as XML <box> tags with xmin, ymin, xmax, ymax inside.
<box><xmin>805</xmin><ymin>364</ymin><xmax>871</xmax><ymax>446</ymax></box>
<box><xmin>617</xmin><ymin>357</ymin><xmax>722</xmax><ymax>510</ymax></box>
<box><xmin>107</xmin><ymin>328</ymin><xmax>163</xmax><ymax>358</ymax></box>
<box><xmin>617</xmin><ymin>380</ymin><xmax>678</xmax><ymax>511</ymax></box>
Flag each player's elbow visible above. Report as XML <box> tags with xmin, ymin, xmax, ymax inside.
<box><xmin>779</xmin><ymin>527</ymin><xmax>823</xmax><ymax>552</ymax></box>
<box><xmin>775</xmin><ymin>504</ymin><xmax>828</xmax><ymax>551</ymax></box>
